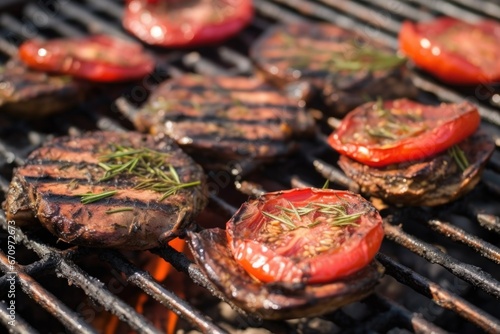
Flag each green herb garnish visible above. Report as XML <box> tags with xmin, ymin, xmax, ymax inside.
<box><xmin>328</xmin><ymin>45</ymin><xmax>407</xmax><ymax>71</ymax></box>
<box><xmin>80</xmin><ymin>190</ymin><xmax>118</xmax><ymax>204</ymax></box>
<box><xmin>98</xmin><ymin>145</ymin><xmax>201</xmax><ymax>201</ymax></box>
<box><xmin>262</xmin><ymin>210</ymin><xmax>296</xmax><ymax>229</ymax></box>
<box><xmin>448</xmin><ymin>145</ymin><xmax>469</xmax><ymax>171</ymax></box>
<box><xmin>366</xmin><ymin>99</ymin><xmax>427</xmax><ymax>142</ymax></box>
<box><xmin>105</xmin><ymin>207</ymin><xmax>134</xmax><ymax>214</ymax></box>
<box><xmin>262</xmin><ymin>200</ymin><xmax>363</xmax><ymax>231</ymax></box>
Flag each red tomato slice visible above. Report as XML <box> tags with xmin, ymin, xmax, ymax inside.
<box><xmin>123</xmin><ymin>0</ymin><xmax>253</xmax><ymax>47</ymax></box>
<box><xmin>18</xmin><ymin>35</ymin><xmax>155</xmax><ymax>82</ymax></box>
<box><xmin>328</xmin><ymin>99</ymin><xmax>480</xmax><ymax>167</ymax></box>
<box><xmin>226</xmin><ymin>188</ymin><xmax>384</xmax><ymax>284</ymax></box>
<box><xmin>399</xmin><ymin>17</ymin><xmax>500</xmax><ymax>84</ymax></box>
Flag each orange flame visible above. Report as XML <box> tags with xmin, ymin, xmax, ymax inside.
<box><xmin>105</xmin><ymin>238</ymin><xmax>186</xmax><ymax>334</ymax></box>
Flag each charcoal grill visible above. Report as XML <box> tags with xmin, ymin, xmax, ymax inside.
<box><xmin>1</xmin><ymin>0</ymin><xmax>500</xmax><ymax>333</ymax></box>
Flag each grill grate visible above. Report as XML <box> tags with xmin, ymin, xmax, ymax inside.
<box><xmin>1</xmin><ymin>0</ymin><xmax>500</xmax><ymax>333</ymax></box>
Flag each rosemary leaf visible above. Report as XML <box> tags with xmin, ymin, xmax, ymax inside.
<box><xmin>169</xmin><ymin>165</ymin><xmax>181</xmax><ymax>183</ymax></box>
<box><xmin>98</xmin><ymin>162</ymin><xmax>112</xmax><ymax>171</ymax></box>
<box><xmin>262</xmin><ymin>211</ymin><xmax>296</xmax><ymax>229</ymax></box>
<box><xmin>366</xmin><ymin>127</ymin><xmax>398</xmax><ymax>140</ymax></box>
<box><xmin>328</xmin><ymin>45</ymin><xmax>406</xmax><ymax>72</ymax></box>
<box><xmin>106</xmin><ymin>207</ymin><xmax>134</xmax><ymax>214</ymax></box>
<box><xmin>448</xmin><ymin>145</ymin><xmax>469</xmax><ymax>171</ymax></box>
<box><xmin>128</xmin><ymin>157</ymin><xmax>139</xmax><ymax>172</ymax></box>
<box><xmin>330</xmin><ymin>212</ymin><xmax>364</xmax><ymax>226</ymax></box>
<box><xmin>286</xmin><ymin>200</ymin><xmax>302</xmax><ymax>221</ymax></box>
<box><xmin>80</xmin><ymin>190</ymin><xmax>118</xmax><ymax>204</ymax></box>
<box><xmin>311</xmin><ymin>203</ymin><xmax>347</xmax><ymax>215</ymax></box>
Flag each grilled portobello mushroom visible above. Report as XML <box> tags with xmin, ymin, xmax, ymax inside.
<box><xmin>0</xmin><ymin>59</ymin><xmax>87</xmax><ymax>118</ymax></box>
<box><xmin>328</xmin><ymin>99</ymin><xmax>494</xmax><ymax>206</ymax></box>
<box><xmin>251</xmin><ymin>23</ymin><xmax>418</xmax><ymax>115</ymax></box>
<box><xmin>125</xmin><ymin>75</ymin><xmax>315</xmax><ymax>170</ymax></box>
<box><xmin>339</xmin><ymin>130</ymin><xmax>495</xmax><ymax>206</ymax></box>
<box><xmin>3</xmin><ymin>131</ymin><xmax>207</xmax><ymax>249</ymax></box>
<box><xmin>188</xmin><ymin>228</ymin><xmax>384</xmax><ymax>320</ymax></box>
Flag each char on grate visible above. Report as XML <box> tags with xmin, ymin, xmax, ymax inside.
<box><xmin>1</xmin><ymin>0</ymin><xmax>500</xmax><ymax>333</ymax></box>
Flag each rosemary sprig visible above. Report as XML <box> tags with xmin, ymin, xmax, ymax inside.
<box><xmin>366</xmin><ymin>99</ymin><xmax>428</xmax><ymax>142</ymax></box>
<box><xmin>262</xmin><ymin>200</ymin><xmax>363</xmax><ymax>231</ymax></box>
<box><xmin>80</xmin><ymin>190</ymin><xmax>118</xmax><ymax>204</ymax></box>
<box><xmin>97</xmin><ymin>145</ymin><xmax>201</xmax><ymax>201</ymax></box>
<box><xmin>366</xmin><ymin>127</ymin><xmax>399</xmax><ymax>140</ymax></box>
<box><xmin>448</xmin><ymin>145</ymin><xmax>469</xmax><ymax>171</ymax></box>
<box><xmin>105</xmin><ymin>207</ymin><xmax>134</xmax><ymax>214</ymax></box>
<box><xmin>327</xmin><ymin>44</ymin><xmax>406</xmax><ymax>72</ymax></box>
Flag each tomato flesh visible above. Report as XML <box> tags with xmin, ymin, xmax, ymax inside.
<box><xmin>18</xmin><ymin>35</ymin><xmax>155</xmax><ymax>82</ymax></box>
<box><xmin>399</xmin><ymin>17</ymin><xmax>500</xmax><ymax>84</ymax></box>
<box><xmin>328</xmin><ymin>99</ymin><xmax>480</xmax><ymax>167</ymax></box>
<box><xmin>226</xmin><ymin>188</ymin><xmax>384</xmax><ymax>284</ymax></box>
<box><xmin>123</xmin><ymin>0</ymin><xmax>253</xmax><ymax>47</ymax></box>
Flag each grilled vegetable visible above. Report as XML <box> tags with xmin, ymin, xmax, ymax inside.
<box><xmin>188</xmin><ymin>188</ymin><xmax>384</xmax><ymax>319</ymax></box>
<box><xmin>399</xmin><ymin>17</ymin><xmax>500</xmax><ymax>84</ymax></box>
<box><xmin>0</xmin><ymin>60</ymin><xmax>87</xmax><ymax>117</ymax></box>
<box><xmin>251</xmin><ymin>23</ymin><xmax>417</xmax><ymax>115</ymax></box>
<box><xmin>123</xmin><ymin>0</ymin><xmax>253</xmax><ymax>47</ymax></box>
<box><xmin>127</xmin><ymin>75</ymin><xmax>315</xmax><ymax>170</ymax></box>
<box><xmin>226</xmin><ymin>188</ymin><xmax>384</xmax><ymax>284</ymax></box>
<box><xmin>328</xmin><ymin>99</ymin><xmax>494</xmax><ymax>206</ymax></box>
<box><xmin>3</xmin><ymin>131</ymin><xmax>207</xmax><ymax>249</ymax></box>
<box><xmin>188</xmin><ymin>228</ymin><xmax>384</xmax><ymax>320</ymax></box>
<box><xmin>328</xmin><ymin>99</ymin><xmax>480</xmax><ymax>167</ymax></box>
<box><xmin>19</xmin><ymin>35</ymin><xmax>155</xmax><ymax>82</ymax></box>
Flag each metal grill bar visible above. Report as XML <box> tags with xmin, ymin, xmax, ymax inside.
<box><xmin>23</xmin><ymin>3</ymin><xmax>86</xmax><ymax>38</ymax></box>
<box><xmin>0</xmin><ymin>250</ymin><xmax>97</xmax><ymax>334</ymax></box>
<box><xmin>377</xmin><ymin>253</ymin><xmax>500</xmax><ymax>334</ymax></box>
<box><xmin>363</xmin><ymin>294</ymin><xmax>449</xmax><ymax>334</ymax></box>
<box><xmin>421</xmin><ymin>219</ymin><xmax>500</xmax><ymax>265</ymax></box>
<box><xmin>407</xmin><ymin>0</ymin><xmax>491</xmax><ymax>21</ymax></box>
<box><xmin>56</xmin><ymin>1</ymin><xmax>131</xmax><ymax>40</ymax></box>
<box><xmin>365</xmin><ymin>294</ymin><xmax>450</xmax><ymax>334</ymax></box>
<box><xmin>99</xmin><ymin>250</ymin><xmax>228</xmax><ymax>334</ymax></box>
<box><xmin>253</xmin><ymin>0</ymin><xmax>309</xmax><ymax>23</ymax></box>
<box><xmin>150</xmin><ymin>246</ymin><xmax>246</xmax><ymax>315</ymax></box>
<box><xmin>410</xmin><ymin>75</ymin><xmax>500</xmax><ymax>127</ymax></box>
<box><xmin>317</xmin><ymin>0</ymin><xmax>404</xmax><ymax>34</ymax></box>
<box><xmin>449</xmin><ymin>0</ymin><xmax>500</xmax><ymax>18</ymax></box>
<box><xmin>0</xmin><ymin>301</ymin><xmax>38</xmax><ymax>334</ymax></box>
<box><xmin>384</xmin><ymin>222</ymin><xmax>500</xmax><ymax>298</ymax></box>
<box><xmin>358</xmin><ymin>0</ymin><xmax>434</xmax><ymax>21</ymax></box>
<box><xmin>0</xmin><ymin>255</ymin><xmax>59</xmax><ymax>292</ymax></box>
<box><xmin>55</xmin><ymin>260</ymin><xmax>161</xmax><ymax>334</ymax></box>
<box><xmin>0</xmin><ymin>216</ymin><xmax>162</xmax><ymax>334</ymax></box>
<box><xmin>269</xmin><ymin>0</ymin><xmax>398</xmax><ymax>47</ymax></box>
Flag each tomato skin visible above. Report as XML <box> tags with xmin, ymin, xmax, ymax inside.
<box><xmin>399</xmin><ymin>17</ymin><xmax>500</xmax><ymax>84</ymax></box>
<box><xmin>226</xmin><ymin>188</ymin><xmax>384</xmax><ymax>284</ymax></box>
<box><xmin>18</xmin><ymin>35</ymin><xmax>155</xmax><ymax>82</ymax></box>
<box><xmin>328</xmin><ymin>99</ymin><xmax>480</xmax><ymax>167</ymax></box>
<box><xmin>123</xmin><ymin>0</ymin><xmax>253</xmax><ymax>48</ymax></box>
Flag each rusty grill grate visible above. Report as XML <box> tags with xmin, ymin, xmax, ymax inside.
<box><xmin>1</xmin><ymin>0</ymin><xmax>500</xmax><ymax>333</ymax></box>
